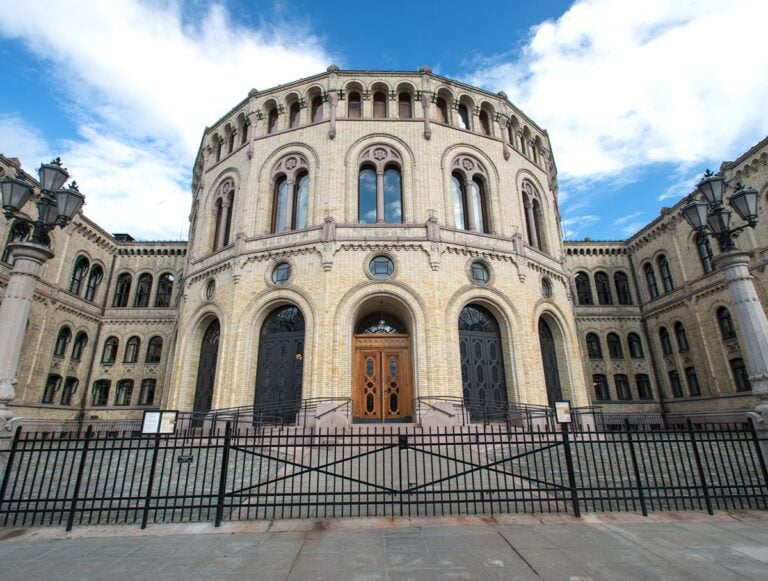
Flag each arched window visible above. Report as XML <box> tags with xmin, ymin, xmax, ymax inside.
<box><xmin>658</xmin><ymin>255</ymin><xmax>674</xmax><ymax>292</ymax></box>
<box><xmin>134</xmin><ymin>273</ymin><xmax>153</xmax><ymax>308</ymax></box>
<box><xmin>575</xmin><ymin>272</ymin><xmax>593</xmax><ymax>305</ymax></box>
<box><xmin>2</xmin><ymin>220</ymin><xmax>30</xmax><ymax>263</ymax></box>
<box><xmin>685</xmin><ymin>367</ymin><xmax>701</xmax><ymax>396</ymax></box>
<box><xmin>112</xmin><ymin>273</ymin><xmax>132</xmax><ymax>307</ymax></box>
<box><xmin>644</xmin><ymin>263</ymin><xmax>659</xmax><ymax>299</ymax></box>
<box><xmin>114</xmin><ymin>379</ymin><xmax>133</xmax><ymax>406</ymax></box>
<box><xmin>358</xmin><ymin>146</ymin><xmax>403</xmax><ymax>224</ymax></box>
<box><xmin>659</xmin><ymin>327</ymin><xmax>673</xmax><ymax>356</ymax></box>
<box><xmin>522</xmin><ymin>181</ymin><xmax>545</xmax><ymax>251</ymax></box>
<box><xmin>271</xmin><ymin>154</ymin><xmax>310</xmax><ymax>233</ymax></box>
<box><xmin>595</xmin><ymin>272</ymin><xmax>613</xmax><ymax>305</ymax></box>
<box><xmin>85</xmin><ymin>265</ymin><xmax>103</xmax><ymax>302</ymax></box>
<box><xmin>373</xmin><ymin>92</ymin><xmax>387</xmax><ymax>118</ymax></box>
<box><xmin>717</xmin><ymin>307</ymin><xmax>736</xmax><ymax>341</ymax></box>
<box><xmin>730</xmin><ymin>358</ymin><xmax>751</xmax><ymax>392</ymax></box>
<box><xmin>42</xmin><ymin>374</ymin><xmax>61</xmax><ymax>404</ymax></box>
<box><xmin>212</xmin><ymin>133</ymin><xmax>222</xmax><ymax>162</ymax></box>
<box><xmin>457</xmin><ymin>103</ymin><xmax>470</xmax><ymax>129</ymax></box>
<box><xmin>586</xmin><ymin>333</ymin><xmax>603</xmax><ymax>359</ymax></box>
<box><xmin>155</xmin><ymin>273</ymin><xmax>174</xmax><ymax>307</ymax></box>
<box><xmin>139</xmin><ymin>379</ymin><xmax>156</xmax><ymax>406</ymax></box>
<box><xmin>92</xmin><ymin>380</ymin><xmax>110</xmax><ymax>406</ymax></box>
<box><xmin>124</xmin><ymin>336</ymin><xmax>140</xmax><ymax>363</ymax></box>
<box><xmin>607</xmin><ymin>333</ymin><xmax>624</xmax><ymax>359</ymax></box>
<box><xmin>71</xmin><ymin>332</ymin><xmax>88</xmax><ymax>361</ymax></box>
<box><xmin>593</xmin><ymin>374</ymin><xmax>610</xmax><ymax>400</ymax></box>
<box><xmin>238</xmin><ymin>114</ymin><xmax>248</xmax><ymax>145</ymax></box>
<box><xmin>146</xmin><ymin>336</ymin><xmax>163</xmax><ymax>363</ymax></box>
<box><xmin>288</xmin><ymin>102</ymin><xmax>301</xmax><ymax>128</ymax></box>
<box><xmin>669</xmin><ymin>370</ymin><xmax>683</xmax><ymax>398</ymax></box>
<box><xmin>54</xmin><ymin>326</ymin><xmax>72</xmax><ymax>357</ymax></box>
<box><xmin>614</xmin><ymin>272</ymin><xmax>632</xmax><ymax>305</ymax></box>
<box><xmin>451</xmin><ymin>155</ymin><xmax>488</xmax><ymax>233</ymax></box>
<box><xmin>61</xmin><ymin>377</ymin><xmax>78</xmax><ymax>406</ymax></box>
<box><xmin>311</xmin><ymin>96</ymin><xmax>323</xmax><ymax>122</ymax></box>
<box><xmin>674</xmin><ymin>322</ymin><xmax>690</xmax><ymax>352</ymax></box>
<box><xmin>696</xmin><ymin>234</ymin><xmax>714</xmax><ymax>274</ymax></box>
<box><xmin>479</xmin><ymin>110</ymin><xmax>491</xmax><ymax>135</ymax></box>
<box><xmin>636</xmin><ymin>374</ymin><xmax>653</xmax><ymax>400</ymax></box>
<box><xmin>101</xmin><ymin>337</ymin><xmax>119</xmax><ymax>364</ymax></box>
<box><xmin>69</xmin><ymin>256</ymin><xmax>89</xmax><ymax>295</ymax></box>
<box><xmin>347</xmin><ymin>91</ymin><xmax>361</xmax><ymax>118</ymax></box>
<box><xmin>615</xmin><ymin>374</ymin><xmax>632</xmax><ymax>400</ymax></box>
<box><xmin>398</xmin><ymin>93</ymin><xmax>412</xmax><ymax>118</ymax></box>
<box><xmin>435</xmin><ymin>96</ymin><xmax>449</xmax><ymax>123</ymax></box>
<box><xmin>627</xmin><ymin>333</ymin><xmax>644</xmax><ymax>358</ymax></box>
<box><xmin>212</xmin><ymin>179</ymin><xmax>235</xmax><ymax>250</ymax></box>
<box><xmin>267</xmin><ymin>107</ymin><xmax>278</xmax><ymax>133</ymax></box>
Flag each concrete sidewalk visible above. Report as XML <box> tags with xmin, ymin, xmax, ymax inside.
<box><xmin>1</xmin><ymin>511</ymin><xmax>767</xmax><ymax>580</ymax></box>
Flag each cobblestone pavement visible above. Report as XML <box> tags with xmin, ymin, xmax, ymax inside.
<box><xmin>1</xmin><ymin>511</ymin><xmax>768</xmax><ymax>580</ymax></box>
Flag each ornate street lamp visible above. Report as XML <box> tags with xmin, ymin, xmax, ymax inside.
<box><xmin>0</xmin><ymin>159</ymin><xmax>85</xmax><ymax>432</ymax></box>
<box><xmin>682</xmin><ymin>170</ymin><xmax>768</xmax><ymax>430</ymax></box>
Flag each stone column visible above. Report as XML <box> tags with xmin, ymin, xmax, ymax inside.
<box><xmin>421</xmin><ymin>93</ymin><xmax>432</xmax><ymax>140</ymax></box>
<box><xmin>328</xmin><ymin>91</ymin><xmax>338</xmax><ymax>140</ymax></box>
<box><xmin>0</xmin><ymin>242</ymin><xmax>54</xmax><ymax>431</ymax></box>
<box><xmin>216</xmin><ymin>198</ymin><xmax>231</xmax><ymax>247</ymax></box>
<box><xmin>246</xmin><ymin>111</ymin><xmax>259</xmax><ymax>159</ymax></box>
<box><xmin>284</xmin><ymin>178</ymin><xmax>296</xmax><ymax>231</ymax></box>
<box><xmin>466</xmin><ymin>180</ymin><xmax>479</xmax><ymax>232</ymax></box>
<box><xmin>376</xmin><ymin>170</ymin><xmax>385</xmax><ymax>223</ymax></box>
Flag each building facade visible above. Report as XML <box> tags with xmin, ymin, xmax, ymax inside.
<box><xmin>1</xmin><ymin>68</ymin><xmax>766</xmax><ymax>424</ymax></box>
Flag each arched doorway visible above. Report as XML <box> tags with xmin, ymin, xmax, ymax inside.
<box><xmin>352</xmin><ymin>313</ymin><xmax>412</xmax><ymax>422</ymax></box>
<box><xmin>458</xmin><ymin>304</ymin><xmax>508</xmax><ymax>420</ymax></box>
<box><xmin>193</xmin><ymin>318</ymin><xmax>220</xmax><ymax>415</ymax></box>
<box><xmin>254</xmin><ymin>305</ymin><xmax>305</xmax><ymax>423</ymax></box>
<box><xmin>538</xmin><ymin>318</ymin><xmax>563</xmax><ymax>405</ymax></box>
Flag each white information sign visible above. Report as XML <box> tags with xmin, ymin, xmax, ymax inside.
<box><xmin>142</xmin><ymin>411</ymin><xmax>161</xmax><ymax>434</ymax></box>
<box><xmin>554</xmin><ymin>400</ymin><xmax>572</xmax><ymax>424</ymax></box>
<box><xmin>142</xmin><ymin>410</ymin><xmax>178</xmax><ymax>434</ymax></box>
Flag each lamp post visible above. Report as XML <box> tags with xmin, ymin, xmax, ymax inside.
<box><xmin>0</xmin><ymin>159</ymin><xmax>85</xmax><ymax>432</ymax></box>
<box><xmin>682</xmin><ymin>170</ymin><xmax>768</xmax><ymax>419</ymax></box>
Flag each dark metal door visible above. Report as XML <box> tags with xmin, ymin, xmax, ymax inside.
<box><xmin>538</xmin><ymin>319</ymin><xmax>563</xmax><ymax>405</ymax></box>
<box><xmin>459</xmin><ymin>305</ymin><xmax>508</xmax><ymax>420</ymax></box>
<box><xmin>254</xmin><ymin>306</ymin><xmax>305</xmax><ymax>423</ymax></box>
<box><xmin>193</xmin><ymin>318</ymin><xmax>220</xmax><ymax>415</ymax></box>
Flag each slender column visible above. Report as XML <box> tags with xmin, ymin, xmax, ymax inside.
<box><xmin>216</xmin><ymin>198</ymin><xmax>231</xmax><ymax>247</ymax></box>
<box><xmin>284</xmin><ymin>178</ymin><xmax>296</xmax><ymax>231</ymax></box>
<box><xmin>0</xmin><ymin>243</ymin><xmax>54</xmax><ymax>430</ymax></box>
<box><xmin>328</xmin><ymin>90</ymin><xmax>338</xmax><ymax>140</ymax></box>
<box><xmin>465</xmin><ymin>179</ymin><xmax>478</xmax><ymax>232</ymax></box>
<box><xmin>421</xmin><ymin>93</ymin><xmax>432</xmax><ymax>140</ymax></box>
<box><xmin>524</xmin><ymin>200</ymin><xmax>538</xmax><ymax>247</ymax></box>
<box><xmin>246</xmin><ymin>111</ymin><xmax>259</xmax><ymax>159</ymax></box>
<box><xmin>499</xmin><ymin>116</ymin><xmax>511</xmax><ymax>160</ymax></box>
<box><xmin>376</xmin><ymin>170</ymin><xmax>385</xmax><ymax>223</ymax></box>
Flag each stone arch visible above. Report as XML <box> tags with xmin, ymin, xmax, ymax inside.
<box><xmin>535</xmin><ymin>308</ymin><xmax>578</xmax><ymax>406</ymax></box>
<box><xmin>442</xmin><ymin>147</ymin><xmax>500</xmax><ymax>233</ymax></box>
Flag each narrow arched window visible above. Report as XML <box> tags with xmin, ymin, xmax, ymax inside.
<box><xmin>101</xmin><ymin>337</ymin><xmax>118</xmax><ymax>364</ymax></box>
<box><xmin>436</xmin><ymin>97</ymin><xmax>449</xmax><ymax>123</ymax></box>
<box><xmin>636</xmin><ymin>374</ymin><xmax>653</xmax><ymax>400</ymax></box>
<box><xmin>659</xmin><ymin>327</ymin><xmax>673</xmax><ymax>356</ymax></box>
<box><xmin>451</xmin><ymin>175</ymin><xmax>467</xmax><ymax>230</ymax></box>
<box><xmin>114</xmin><ymin>379</ymin><xmax>133</xmax><ymax>406</ymax></box>
<box><xmin>457</xmin><ymin>103</ymin><xmax>470</xmax><ymax>129</ymax></box>
<box><xmin>398</xmin><ymin>93</ymin><xmax>412</xmax><ymax>118</ymax></box>
<box><xmin>451</xmin><ymin>156</ymin><xmax>489</xmax><ymax>233</ymax></box>
<box><xmin>155</xmin><ymin>273</ymin><xmax>174</xmax><ymax>307</ymax></box>
<box><xmin>113</xmin><ymin>273</ymin><xmax>132</xmax><ymax>307</ymax></box>
<box><xmin>522</xmin><ymin>181</ymin><xmax>545</xmax><ymax>251</ymax></box>
<box><xmin>644</xmin><ymin>263</ymin><xmax>659</xmax><ymax>299</ymax></box>
<box><xmin>69</xmin><ymin>256</ymin><xmax>89</xmax><ymax>295</ymax></box>
<box><xmin>311</xmin><ymin>96</ymin><xmax>323</xmax><ymax>122</ymax></box>
<box><xmin>54</xmin><ymin>326</ymin><xmax>72</xmax><ymax>357</ymax></box>
<box><xmin>348</xmin><ymin>91</ymin><xmax>361</xmax><ymax>118</ymax></box>
<box><xmin>213</xmin><ymin>134</ymin><xmax>222</xmax><ymax>162</ymax></box>
<box><xmin>146</xmin><ymin>336</ymin><xmax>163</xmax><ymax>363</ymax></box>
<box><xmin>42</xmin><ymin>374</ymin><xmax>62</xmax><ymax>404</ymax></box>
<box><xmin>674</xmin><ymin>322</ymin><xmax>690</xmax><ymax>352</ymax></box>
<box><xmin>124</xmin><ymin>336</ymin><xmax>140</xmax><ymax>363</ymax></box>
<box><xmin>92</xmin><ymin>380</ymin><xmax>110</xmax><ymax>406</ymax></box>
<box><xmin>731</xmin><ymin>358</ymin><xmax>751</xmax><ymax>392</ymax></box>
<box><xmin>595</xmin><ymin>272</ymin><xmax>613</xmax><ymax>305</ymax></box>
<box><xmin>696</xmin><ymin>234</ymin><xmax>714</xmax><ymax>274</ymax></box>
<box><xmin>658</xmin><ymin>255</ymin><xmax>674</xmax><ymax>292</ymax></box>
<box><xmin>358</xmin><ymin>166</ymin><xmax>377</xmax><ymax>224</ymax></box>
<box><xmin>238</xmin><ymin>115</ymin><xmax>248</xmax><ymax>145</ymax></box>
<box><xmin>469</xmin><ymin>178</ymin><xmax>486</xmax><ymax>232</ymax></box>
<box><xmin>575</xmin><ymin>272</ymin><xmax>593</xmax><ymax>305</ymax></box>
<box><xmin>85</xmin><ymin>265</ymin><xmax>103</xmax><ymax>302</ymax></box>
<box><xmin>271</xmin><ymin>155</ymin><xmax>310</xmax><ymax>233</ymax></box>
<box><xmin>717</xmin><ymin>307</ymin><xmax>736</xmax><ymax>341</ymax></box>
<box><xmin>273</xmin><ymin>177</ymin><xmax>289</xmax><ymax>232</ymax></box>
<box><xmin>267</xmin><ymin>108</ymin><xmax>278</xmax><ymax>133</ymax></box>
<box><xmin>373</xmin><ymin>92</ymin><xmax>387</xmax><ymax>118</ymax></box>
<box><xmin>61</xmin><ymin>377</ymin><xmax>78</xmax><ymax>406</ymax></box>
<box><xmin>71</xmin><ymin>332</ymin><xmax>88</xmax><ymax>361</ymax></box>
<box><xmin>134</xmin><ymin>273</ymin><xmax>153</xmax><ymax>308</ymax></box>
<box><xmin>586</xmin><ymin>333</ymin><xmax>603</xmax><ymax>359</ymax></box>
<box><xmin>479</xmin><ymin>110</ymin><xmax>491</xmax><ymax>135</ymax></box>
<box><xmin>607</xmin><ymin>333</ymin><xmax>624</xmax><ymax>359</ymax></box>
<box><xmin>628</xmin><ymin>333</ymin><xmax>644</xmax><ymax>358</ymax></box>
<box><xmin>227</xmin><ymin>128</ymin><xmax>235</xmax><ymax>153</ymax></box>
<box><xmin>289</xmin><ymin>102</ymin><xmax>301</xmax><ymax>128</ymax></box>
<box><xmin>383</xmin><ymin>167</ymin><xmax>402</xmax><ymax>224</ymax></box>
<box><xmin>593</xmin><ymin>374</ymin><xmax>610</xmax><ymax>400</ymax></box>
<box><xmin>213</xmin><ymin>180</ymin><xmax>235</xmax><ymax>249</ymax></box>
<box><xmin>139</xmin><ymin>379</ymin><xmax>156</xmax><ymax>406</ymax></box>
<box><xmin>2</xmin><ymin>220</ymin><xmax>30</xmax><ymax>264</ymax></box>
<box><xmin>614</xmin><ymin>271</ymin><xmax>632</xmax><ymax>305</ymax></box>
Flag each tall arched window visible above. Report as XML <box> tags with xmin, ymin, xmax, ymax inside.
<box><xmin>311</xmin><ymin>96</ymin><xmax>323</xmax><ymax>122</ymax></box>
<box><xmin>575</xmin><ymin>272</ymin><xmax>593</xmax><ymax>305</ymax></box>
<box><xmin>267</xmin><ymin>107</ymin><xmax>278</xmax><ymax>133</ymax></box>
<box><xmin>607</xmin><ymin>333</ymin><xmax>623</xmax><ymax>359</ymax></box>
<box><xmin>614</xmin><ymin>271</ymin><xmax>632</xmax><ymax>305</ymax></box>
<box><xmin>659</xmin><ymin>327</ymin><xmax>673</xmax><ymax>356</ymax></box>
<box><xmin>227</xmin><ymin>126</ymin><xmax>235</xmax><ymax>153</ymax></box>
<box><xmin>347</xmin><ymin>91</ymin><xmax>361</xmax><ymax>118</ymax></box>
<box><xmin>717</xmin><ymin>307</ymin><xmax>736</xmax><ymax>341</ymax></box>
<box><xmin>2</xmin><ymin>220</ymin><xmax>30</xmax><ymax>263</ymax></box>
<box><xmin>435</xmin><ymin>96</ymin><xmax>449</xmax><ymax>123</ymax></box>
<box><xmin>212</xmin><ymin>133</ymin><xmax>222</xmax><ymax>162</ymax></box>
<box><xmin>272</xmin><ymin>154</ymin><xmax>310</xmax><ymax>233</ymax></box>
<box><xmin>146</xmin><ymin>336</ymin><xmax>163</xmax><ymax>363</ymax></box>
<box><xmin>451</xmin><ymin>155</ymin><xmax>488</xmax><ymax>233</ymax></box>
<box><xmin>479</xmin><ymin>110</ymin><xmax>491</xmax><ymax>135</ymax></box>
<box><xmin>522</xmin><ymin>181</ymin><xmax>545</xmax><ymax>251</ymax></box>
<box><xmin>101</xmin><ymin>336</ymin><xmax>119</xmax><ymax>364</ymax></box>
<box><xmin>212</xmin><ymin>179</ymin><xmax>235</xmax><ymax>250</ymax></box>
<box><xmin>586</xmin><ymin>333</ymin><xmax>603</xmax><ymax>359</ymax></box>
<box><xmin>112</xmin><ymin>273</ymin><xmax>132</xmax><ymax>307</ymax></box>
<box><xmin>398</xmin><ymin>93</ymin><xmax>412</xmax><ymax>118</ymax></box>
<box><xmin>54</xmin><ymin>326</ymin><xmax>72</xmax><ymax>357</ymax></box>
<box><xmin>71</xmin><ymin>332</ymin><xmax>88</xmax><ymax>361</ymax></box>
<box><xmin>134</xmin><ymin>273</ymin><xmax>153</xmax><ymax>307</ymax></box>
<box><xmin>658</xmin><ymin>255</ymin><xmax>674</xmax><ymax>292</ymax></box>
<box><xmin>674</xmin><ymin>322</ymin><xmax>690</xmax><ymax>352</ymax></box>
<box><xmin>288</xmin><ymin>102</ymin><xmax>301</xmax><ymax>128</ymax></box>
<box><xmin>358</xmin><ymin>146</ymin><xmax>403</xmax><ymax>224</ymax></box>
<box><xmin>124</xmin><ymin>336</ymin><xmax>140</xmax><ymax>363</ymax></box>
<box><xmin>69</xmin><ymin>256</ymin><xmax>89</xmax><ymax>295</ymax></box>
<box><xmin>644</xmin><ymin>263</ymin><xmax>659</xmax><ymax>299</ymax></box>
<box><xmin>594</xmin><ymin>272</ymin><xmax>613</xmax><ymax>305</ymax></box>
<box><xmin>42</xmin><ymin>374</ymin><xmax>61</xmax><ymax>404</ymax></box>
<box><xmin>373</xmin><ymin>92</ymin><xmax>387</xmax><ymax>118</ymax></box>
<box><xmin>155</xmin><ymin>273</ymin><xmax>174</xmax><ymax>307</ymax></box>
<box><xmin>85</xmin><ymin>265</ymin><xmax>103</xmax><ymax>302</ymax></box>
<box><xmin>627</xmin><ymin>333</ymin><xmax>644</xmax><ymax>358</ymax></box>
<box><xmin>457</xmin><ymin>103</ymin><xmax>470</xmax><ymax>129</ymax></box>
<box><xmin>696</xmin><ymin>233</ymin><xmax>714</xmax><ymax>274</ymax></box>
<box><xmin>238</xmin><ymin>114</ymin><xmax>247</xmax><ymax>145</ymax></box>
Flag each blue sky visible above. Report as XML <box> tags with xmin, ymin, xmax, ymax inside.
<box><xmin>0</xmin><ymin>0</ymin><xmax>767</xmax><ymax>241</ymax></box>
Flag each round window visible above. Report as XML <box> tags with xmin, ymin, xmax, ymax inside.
<box><xmin>205</xmin><ymin>280</ymin><xmax>215</xmax><ymax>300</ymax></box>
<box><xmin>272</xmin><ymin>262</ymin><xmax>292</xmax><ymax>285</ymax></box>
<box><xmin>542</xmin><ymin>277</ymin><xmax>553</xmax><ymax>298</ymax></box>
<box><xmin>369</xmin><ymin>255</ymin><xmax>394</xmax><ymax>279</ymax></box>
<box><xmin>470</xmin><ymin>262</ymin><xmax>490</xmax><ymax>284</ymax></box>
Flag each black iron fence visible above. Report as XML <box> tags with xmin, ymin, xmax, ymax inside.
<box><xmin>1</xmin><ymin>420</ymin><xmax>766</xmax><ymax>530</ymax></box>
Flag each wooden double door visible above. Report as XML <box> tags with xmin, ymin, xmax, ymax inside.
<box><xmin>353</xmin><ymin>334</ymin><xmax>412</xmax><ymax>422</ymax></box>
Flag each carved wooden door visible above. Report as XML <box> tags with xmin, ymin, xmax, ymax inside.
<box><xmin>193</xmin><ymin>319</ymin><xmax>220</xmax><ymax>415</ymax></box>
<box><xmin>353</xmin><ymin>335</ymin><xmax>411</xmax><ymax>421</ymax></box>
<box><xmin>538</xmin><ymin>319</ymin><xmax>563</xmax><ymax>405</ymax></box>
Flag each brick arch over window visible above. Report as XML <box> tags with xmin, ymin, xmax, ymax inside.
<box><xmin>451</xmin><ymin>155</ymin><xmax>489</xmax><ymax>233</ymax></box>
<box><xmin>271</xmin><ymin>153</ymin><xmax>310</xmax><ymax>232</ymax></box>
<box><xmin>358</xmin><ymin>145</ymin><xmax>402</xmax><ymax>224</ymax></box>
<box><xmin>212</xmin><ymin>179</ymin><xmax>236</xmax><ymax>250</ymax></box>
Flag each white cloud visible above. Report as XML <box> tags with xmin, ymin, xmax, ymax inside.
<box><xmin>620</xmin><ymin>221</ymin><xmax>645</xmax><ymax>237</ymax></box>
<box><xmin>0</xmin><ymin>0</ymin><xmax>333</xmax><ymax>239</ymax></box>
<box><xmin>468</xmin><ymin>0</ymin><xmax>768</xmax><ymax>183</ymax></box>
<box><xmin>614</xmin><ymin>211</ymin><xmax>643</xmax><ymax>226</ymax></box>
<box><xmin>0</xmin><ymin>115</ymin><xmax>51</xmax><ymax>170</ymax></box>
<box><xmin>561</xmin><ymin>214</ymin><xmax>601</xmax><ymax>238</ymax></box>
